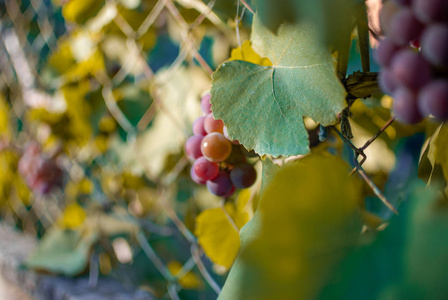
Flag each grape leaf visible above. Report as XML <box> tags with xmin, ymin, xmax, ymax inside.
<box><xmin>195</xmin><ymin>191</ymin><xmax>253</xmax><ymax>269</ymax></box>
<box><xmin>211</xmin><ymin>15</ymin><xmax>346</xmax><ymax>157</ymax></box>
<box><xmin>418</xmin><ymin>123</ymin><xmax>448</xmax><ymax>193</ymax></box>
<box><xmin>25</xmin><ymin>228</ymin><xmax>98</xmax><ymax>276</ymax></box>
<box><xmin>218</xmin><ymin>154</ymin><xmax>363</xmax><ymax>299</ymax></box>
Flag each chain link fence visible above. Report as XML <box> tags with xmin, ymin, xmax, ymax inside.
<box><xmin>0</xmin><ymin>0</ymin><xmax>253</xmax><ymax>298</ymax></box>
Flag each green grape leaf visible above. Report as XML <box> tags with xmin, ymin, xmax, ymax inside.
<box><xmin>418</xmin><ymin>123</ymin><xmax>448</xmax><ymax>192</ymax></box>
<box><xmin>218</xmin><ymin>154</ymin><xmax>363</xmax><ymax>299</ymax></box>
<box><xmin>317</xmin><ymin>183</ymin><xmax>447</xmax><ymax>300</ymax></box>
<box><xmin>25</xmin><ymin>228</ymin><xmax>98</xmax><ymax>276</ymax></box>
<box><xmin>211</xmin><ymin>15</ymin><xmax>346</xmax><ymax>157</ymax></box>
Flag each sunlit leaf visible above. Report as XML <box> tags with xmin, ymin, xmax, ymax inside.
<box><xmin>167</xmin><ymin>261</ymin><xmax>204</xmax><ymax>289</ymax></box>
<box><xmin>211</xmin><ymin>15</ymin><xmax>346</xmax><ymax>157</ymax></box>
<box><xmin>59</xmin><ymin>203</ymin><xmax>87</xmax><ymax>229</ymax></box>
<box><xmin>228</xmin><ymin>40</ymin><xmax>272</xmax><ymax>66</ymax></box>
<box><xmin>62</xmin><ymin>0</ymin><xmax>105</xmax><ymax>24</ymax></box>
<box><xmin>25</xmin><ymin>228</ymin><xmax>98</xmax><ymax>276</ymax></box>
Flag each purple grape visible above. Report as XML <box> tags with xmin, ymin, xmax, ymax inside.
<box><xmin>375</xmin><ymin>38</ymin><xmax>402</xmax><ymax>67</ymax></box>
<box><xmin>192</xmin><ymin>116</ymin><xmax>207</xmax><ymax>136</ymax></box>
<box><xmin>193</xmin><ymin>157</ymin><xmax>219</xmax><ymax>181</ymax></box>
<box><xmin>413</xmin><ymin>0</ymin><xmax>448</xmax><ymax>23</ymax></box>
<box><xmin>191</xmin><ymin>166</ymin><xmax>206</xmax><ymax>185</ymax></box>
<box><xmin>389</xmin><ymin>8</ymin><xmax>424</xmax><ymax>45</ymax></box>
<box><xmin>201</xmin><ymin>93</ymin><xmax>212</xmax><ymax>114</ymax></box>
<box><xmin>230</xmin><ymin>162</ymin><xmax>257</xmax><ymax>189</ymax></box>
<box><xmin>391</xmin><ymin>49</ymin><xmax>432</xmax><ymax>90</ymax></box>
<box><xmin>206</xmin><ymin>171</ymin><xmax>234</xmax><ymax>197</ymax></box>
<box><xmin>421</xmin><ymin>24</ymin><xmax>448</xmax><ymax>69</ymax></box>
<box><xmin>378</xmin><ymin>68</ymin><xmax>399</xmax><ymax>95</ymax></box>
<box><xmin>380</xmin><ymin>1</ymin><xmax>401</xmax><ymax>35</ymax></box>
<box><xmin>418</xmin><ymin>80</ymin><xmax>448</xmax><ymax>120</ymax></box>
<box><xmin>223</xmin><ymin>185</ymin><xmax>236</xmax><ymax>198</ymax></box>
<box><xmin>185</xmin><ymin>135</ymin><xmax>203</xmax><ymax>160</ymax></box>
<box><xmin>392</xmin><ymin>0</ymin><xmax>411</xmax><ymax>6</ymax></box>
<box><xmin>393</xmin><ymin>87</ymin><xmax>423</xmax><ymax>124</ymax></box>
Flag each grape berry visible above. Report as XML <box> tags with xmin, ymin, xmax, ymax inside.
<box><xmin>376</xmin><ymin>0</ymin><xmax>448</xmax><ymax>123</ymax></box>
<box><xmin>186</xmin><ymin>93</ymin><xmax>257</xmax><ymax>197</ymax></box>
<box><xmin>18</xmin><ymin>142</ymin><xmax>63</xmax><ymax>194</ymax></box>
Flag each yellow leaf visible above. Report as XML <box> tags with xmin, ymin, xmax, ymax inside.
<box><xmin>424</xmin><ymin>123</ymin><xmax>448</xmax><ymax>193</ymax></box>
<box><xmin>195</xmin><ymin>189</ymin><xmax>254</xmax><ymax>269</ymax></box>
<box><xmin>59</xmin><ymin>203</ymin><xmax>87</xmax><ymax>229</ymax></box>
<box><xmin>228</xmin><ymin>40</ymin><xmax>272</xmax><ymax>66</ymax></box>
<box><xmin>62</xmin><ymin>0</ymin><xmax>105</xmax><ymax>24</ymax></box>
<box><xmin>167</xmin><ymin>261</ymin><xmax>203</xmax><ymax>289</ymax></box>
<box><xmin>195</xmin><ymin>207</ymin><xmax>241</xmax><ymax>269</ymax></box>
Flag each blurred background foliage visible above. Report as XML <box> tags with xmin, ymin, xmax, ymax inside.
<box><xmin>0</xmin><ymin>0</ymin><xmax>254</xmax><ymax>298</ymax></box>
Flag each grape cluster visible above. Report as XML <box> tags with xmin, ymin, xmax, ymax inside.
<box><xmin>376</xmin><ymin>0</ymin><xmax>448</xmax><ymax>123</ymax></box>
<box><xmin>18</xmin><ymin>142</ymin><xmax>63</xmax><ymax>195</ymax></box>
<box><xmin>185</xmin><ymin>93</ymin><xmax>257</xmax><ymax>197</ymax></box>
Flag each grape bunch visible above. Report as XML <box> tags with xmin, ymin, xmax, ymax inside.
<box><xmin>18</xmin><ymin>142</ymin><xmax>63</xmax><ymax>195</ymax></box>
<box><xmin>185</xmin><ymin>93</ymin><xmax>257</xmax><ymax>197</ymax></box>
<box><xmin>376</xmin><ymin>0</ymin><xmax>448</xmax><ymax>123</ymax></box>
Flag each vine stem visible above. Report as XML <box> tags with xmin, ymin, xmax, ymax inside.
<box><xmin>191</xmin><ymin>244</ymin><xmax>222</xmax><ymax>295</ymax></box>
<box><xmin>137</xmin><ymin>230</ymin><xmax>176</xmax><ymax>282</ymax></box>
<box><xmin>331</xmin><ymin>126</ymin><xmax>398</xmax><ymax>215</ymax></box>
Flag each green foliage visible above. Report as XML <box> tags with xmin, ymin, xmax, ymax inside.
<box><xmin>219</xmin><ymin>154</ymin><xmax>363</xmax><ymax>299</ymax></box>
<box><xmin>211</xmin><ymin>15</ymin><xmax>346</xmax><ymax>157</ymax></box>
<box><xmin>25</xmin><ymin>228</ymin><xmax>98</xmax><ymax>276</ymax></box>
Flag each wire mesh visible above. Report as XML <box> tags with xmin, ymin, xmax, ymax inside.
<box><xmin>0</xmin><ymin>0</ymin><xmax>248</xmax><ymax>298</ymax></box>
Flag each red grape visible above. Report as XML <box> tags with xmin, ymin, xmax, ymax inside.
<box><xmin>201</xmin><ymin>132</ymin><xmax>232</xmax><ymax>163</ymax></box>
<box><xmin>421</xmin><ymin>24</ymin><xmax>448</xmax><ymax>69</ymax></box>
<box><xmin>374</xmin><ymin>38</ymin><xmax>402</xmax><ymax>67</ymax></box>
<box><xmin>380</xmin><ymin>1</ymin><xmax>401</xmax><ymax>35</ymax></box>
<box><xmin>185</xmin><ymin>135</ymin><xmax>204</xmax><ymax>160</ymax></box>
<box><xmin>204</xmin><ymin>113</ymin><xmax>224</xmax><ymax>134</ymax></box>
<box><xmin>206</xmin><ymin>171</ymin><xmax>234</xmax><ymax>196</ymax></box>
<box><xmin>230</xmin><ymin>162</ymin><xmax>257</xmax><ymax>189</ymax></box>
<box><xmin>418</xmin><ymin>80</ymin><xmax>448</xmax><ymax>120</ymax></box>
<box><xmin>191</xmin><ymin>166</ymin><xmax>206</xmax><ymax>185</ymax></box>
<box><xmin>413</xmin><ymin>0</ymin><xmax>448</xmax><ymax>23</ymax></box>
<box><xmin>193</xmin><ymin>157</ymin><xmax>219</xmax><ymax>181</ymax></box>
<box><xmin>393</xmin><ymin>87</ymin><xmax>423</xmax><ymax>124</ymax></box>
<box><xmin>201</xmin><ymin>93</ymin><xmax>212</xmax><ymax>114</ymax></box>
<box><xmin>389</xmin><ymin>8</ymin><xmax>424</xmax><ymax>45</ymax></box>
<box><xmin>192</xmin><ymin>116</ymin><xmax>207</xmax><ymax>136</ymax></box>
<box><xmin>378</xmin><ymin>68</ymin><xmax>399</xmax><ymax>95</ymax></box>
<box><xmin>391</xmin><ymin>49</ymin><xmax>432</xmax><ymax>90</ymax></box>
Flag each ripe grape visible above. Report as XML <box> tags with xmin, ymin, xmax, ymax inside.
<box><xmin>392</xmin><ymin>87</ymin><xmax>423</xmax><ymax>124</ymax></box>
<box><xmin>421</xmin><ymin>24</ymin><xmax>448</xmax><ymax>69</ymax></box>
<box><xmin>380</xmin><ymin>1</ymin><xmax>401</xmax><ymax>35</ymax></box>
<box><xmin>374</xmin><ymin>38</ymin><xmax>402</xmax><ymax>67</ymax></box>
<box><xmin>392</xmin><ymin>0</ymin><xmax>411</xmax><ymax>6</ymax></box>
<box><xmin>206</xmin><ymin>171</ymin><xmax>234</xmax><ymax>197</ymax></box>
<box><xmin>201</xmin><ymin>93</ymin><xmax>212</xmax><ymax>114</ymax></box>
<box><xmin>391</xmin><ymin>49</ymin><xmax>431</xmax><ymax>90</ymax></box>
<box><xmin>389</xmin><ymin>8</ymin><xmax>424</xmax><ymax>45</ymax></box>
<box><xmin>192</xmin><ymin>116</ymin><xmax>207</xmax><ymax>136</ymax></box>
<box><xmin>185</xmin><ymin>135</ymin><xmax>204</xmax><ymax>160</ymax></box>
<box><xmin>378</xmin><ymin>68</ymin><xmax>399</xmax><ymax>95</ymax></box>
<box><xmin>230</xmin><ymin>162</ymin><xmax>257</xmax><ymax>189</ymax></box>
<box><xmin>201</xmin><ymin>132</ymin><xmax>232</xmax><ymax>162</ymax></box>
<box><xmin>204</xmin><ymin>113</ymin><xmax>224</xmax><ymax>134</ymax></box>
<box><xmin>412</xmin><ymin>0</ymin><xmax>448</xmax><ymax>23</ymax></box>
<box><xmin>418</xmin><ymin>80</ymin><xmax>448</xmax><ymax>120</ymax></box>
<box><xmin>191</xmin><ymin>166</ymin><xmax>206</xmax><ymax>185</ymax></box>
<box><xmin>193</xmin><ymin>157</ymin><xmax>219</xmax><ymax>181</ymax></box>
